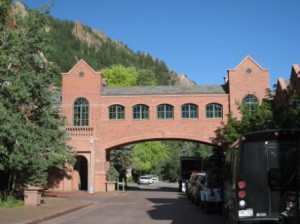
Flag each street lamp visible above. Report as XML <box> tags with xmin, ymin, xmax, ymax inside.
<box><xmin>89</xmin><ymin>136</ymin><xmax>94</xmax><ymax>194</ymax></box>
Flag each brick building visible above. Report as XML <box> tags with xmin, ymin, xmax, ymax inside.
<box><xmin>274</xmin><ymin>64</ymin><xmax>300</xmax><ymax>109</ymax></box>
<box><xmin>52</xmin><ymin>55</ymin><xmax>270</xmax><ymax>192</ymax></box>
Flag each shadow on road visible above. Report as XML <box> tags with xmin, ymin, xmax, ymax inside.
<box><xmin>125</xmin><ymin>185</ymin><xmax>179</xmax><ymax>192</ymax></box>
<box><xmin>146</xmin><ymin>194</ymin><xmax>225</xmax><ymax>224</ymax></box>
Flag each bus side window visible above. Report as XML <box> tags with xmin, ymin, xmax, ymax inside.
<box><xmin>232</xmin><ymin>148</ymin><xmax>238</xmax><ymax>190</ymax></box>
<box><xmin>224</xmin><ymin>162</ymin><xmax>231</xmax><ymax>179</ymax></box>
<box><xmin>224</xmin><ymin>150</ymin><xmax>232</xmax><ymax>183</ymax></box>
<box><xmin>224</xmin><ymin>148</ymin><xmax>237</xmax><ymax>189</ymax></box>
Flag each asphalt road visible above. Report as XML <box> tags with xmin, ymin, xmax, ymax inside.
<box><xmin>41</xmin><ymin>182</ymin><xmax>225</xmax><ymax>224</ymax></box>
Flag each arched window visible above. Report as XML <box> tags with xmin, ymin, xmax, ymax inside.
<box><xmin>243</xmin><ymin>94</ymin><xmax>258</xmax><ymax>113</ymax></box>
<box><xmin>181</xmin><ymin>104</ymin><xmax>198</xmax><ymax>119</ymax></box>
<box><xmin>157</xmin><ymin>104</ymin><xmax>174</xmax><ymax>119</ymax></box>
<box><xmin>73</xmin><ymin>97</ymin><xmax>89</xmax><ymax>126</ymax></box>
<box><xmin>109</xmin><ymin>104</ymin><xmax>125</xmax><ymax>120</ymax></box>
<box><xmin>206</xmin><ymin>103</ymin><xmax>223</xmax><ymax>118</ymax></box>
<box><xmin>133</xmin><ymin>104</ymin><xmax>149</xmax><ymax>120</ymax></box>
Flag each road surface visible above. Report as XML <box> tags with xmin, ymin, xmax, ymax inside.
<box><xmin>42</xmin><ymin>182</ymin><xmax>225</xmax><ymax>224</ymax></box>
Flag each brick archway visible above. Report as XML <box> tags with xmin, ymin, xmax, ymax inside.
<box><xmin>59</xmin><ymin>56</ymin><xmax>270</xmax><ymax>192</ymax></box>
<box><xmin>101</xmin><ymin>127</ymin><xmax>221</xmax><ymax>152</ymax></box>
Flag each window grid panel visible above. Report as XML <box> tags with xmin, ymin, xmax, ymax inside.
<box><xmin>214</xmin><ymin>104</ymin><xmax>222</xmax><ymax>118</ymax></box>
<box><xmin>206</xmin><ymin>104</ymin><xmax>222</xmax><ymax>118</ymax></box>
<box><xmin>157</xmin><ymin>104</ymin><xmax>174</xmax><ymax>119</ymax></box>
<box><xmin>133</xmin><ymin>105</ymin><xmax>149</xmax><ymax>120</ymax></box>
<box><xmin>182</xmin><ymin>104</ymin><xmax>198</xmax><ymax>119</ymax></box>
<box><xmin>73</xmin><ymin>98</ymin><xmax>89</xmax><ymax>126</ymax></box>
<box><xmin>243</xmin><ymin>95</ymin><xmax>258</xmax><ymax>114</ymax></box>
<box><xmin>109</xmin><ymin>105</ymin><xmax>125</xmax><ymax>120</ymax></box>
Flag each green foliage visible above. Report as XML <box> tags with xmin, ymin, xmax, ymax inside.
<box><xmin>102</xmin><ymin>65</ymin><xmax>138</xmax><ymax>87</ymax></box>
<box><xmin>136</xmin><ymin>69</ymin><xmax>157</xmax><ymax>86</ymax></box>
<box><xmin>0</xmin><ymin>0</ymin><xmax>11</xmax><ymax>31</ymax></box>
<box><xmin>106</xmin><ymin>163</ymin><xmax>119</xmax><ymax>181</ymax></box>
<box><xmin>109</xmin><ymin>147</ymin><xmax>132</xmax><ymax>180</ymax></box>
<box><xmin>239</xmin><ymin>98</ymin><xmax>275</xmax><ymax>131</ymax></box>
<box><xmin>159</xmin><ymin>143</ymin><xmax>181</xmax><ymax>182</ymax></box>
<box><xmin>44</xmin><ymin>17</ymin><xmax>171</xmax><ymax>86</ymax></box>
<box><xmin>0</xmin><ymin>6</ymin><xmax>75</xmax><ymax>195</ymax></box>
<box><xmin>275</xmin><ymin>91</ymin><xmax>300</xmax><ymax>128</ymax></box>
<box><xmin>125</xmin><ymin>176</ymin><xmax>134</xmax><ymax>183</ymax></box>
<box><xmin>180</xmin><ymin>141</ymin><xmax>211</xmax><ymax>158</ymax></box>
<box><xmin>0</xmin><ymin>195</ymin><xmax>23</xmax><ymax>208</ymax></box>
<box><xmin>130</xmin><ymin>140</ymin><xmax>212</xmax><ymax>182</ymax></box>
<box><xmin>213</xmin><ymin>113</ymin><xmax>243</xmax><ymax>149</ymax></box>
<box><xmin>131</xmin><ymin>141</ymin><xmax>168</xmax><ymax>173</ymax></box>
<box><xmin>213</xmin><ymin>96</ymin><xmax>276</xmax><ymax>149</ymax></box>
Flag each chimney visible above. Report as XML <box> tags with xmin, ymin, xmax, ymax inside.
<box><xmin>223</xmin><ymin>75</ymin><xmax>228</xmax><ymax>84</ymax></box>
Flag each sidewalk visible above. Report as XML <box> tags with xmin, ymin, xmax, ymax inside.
<box><xmin>0</xmin><ymin>192</ymin><xmax>93</xmax><ymax>224</ymax></box>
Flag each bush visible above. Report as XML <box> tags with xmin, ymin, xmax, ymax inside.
<box><xmin>0</xmin><ymin>195</ymin><xmax>23</xmax><ymax>208</ymax></box>
<box><xmin>126</xmin><ymin>176</ymin><xmax>134</xmax><ymax>183</ymax></box>
<box><xmin>106</xmin><ymin>164</ymin><xmax>119</xmax><ymax>181</ymax></box>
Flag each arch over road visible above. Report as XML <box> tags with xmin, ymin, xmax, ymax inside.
<box><xmin>58</xmin><ymin>56</ymin><xmax>269</xmax><ymax>192</ymax></box>
<box><xmin>103</xmin><ymin>135</ymin><xmax>219</xmax><ymax>152</ymax></box>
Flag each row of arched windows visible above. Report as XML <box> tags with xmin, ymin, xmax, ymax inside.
<box><xmin>72</xmin><ymin>98</ymin><xmax>223</xmax><ymax>126</ymax></box>
<box><xmin>72</xmin><ymin>94</ymin><xmax>258</xmax><ymax>126</ymax></box>
<box><xmin>109</xmin><ymin>103</ymin><xmax>222</xmax><ymax>120</ymax></box>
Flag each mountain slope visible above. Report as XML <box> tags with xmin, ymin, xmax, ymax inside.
<box><xmin>16</xmin><ymin>1</ymin><xmax>196</xmax><ymax>87</ymax></box>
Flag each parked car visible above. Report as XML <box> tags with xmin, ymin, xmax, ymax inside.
<box><xmin>186</xmin><ymin>172</ymin><xmax>204</xmax><ymax>199</ymax></box>
<box><xmin>189</xmin><ymin>172</ymin><xmax>206</xmax><ymax>204</ymax></box>
<box><xmin>138</xmin><ymin>175</ymin><xmax>153</xmax><ymax>185</ymax></box>
<box><xmin>144</xmin><ymin>174</ymin><xmax>155</xmax><ymax>184</ymax></box>
<box><xmin>152</xmin><ymin>176</ymin><xmax>159</xmax><ymax>182</ymax></box>
<box><xmin>199</xmin><ymin>171</ymin><xmax>223</xmax><ymax>213</ymax></box>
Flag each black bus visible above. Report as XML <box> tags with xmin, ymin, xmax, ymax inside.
<box><xmin>223</xmin><ymin>129</ymin><xmax>300</xmax><ymax>224</ymax></box>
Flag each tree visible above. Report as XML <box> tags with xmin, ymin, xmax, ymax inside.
<box><xmin>109</xmin><ymin>147</ymin><xmax>132</xmax><ymax>180</ymax></box>
<box><xmin>136</xmin><ymin>69</ymin><xmax>157</xmax><ymax>86</ymax></box>
<box><xmin>212</xmin><ymin>97</ymin><xmax>275</xmax><ymax>149</ymax></box>
<box><xmin>131</xmin><ymin>141</ymin><xmax>168</xmax><ymax>174</ymax></box>
<box><xmin>101</xmin><ymin>64</ymin><xmax>138</xmax><ymax>87</ymax></box>
<box><xmin>0</xmin><ymin>4</ymin><xmax>75</xmax><ymax>195</ymax></box>
<box><xmin>106</xmin><ymin>163</ymin><xmax>119</xmax><ymax>181</ymax></box>
<box><xmin>275</xmin><ymin>90</ymin><xmax>300</xmax><ymax>128</ymax></box>
<box><xmin>239</xmin><ymin>97</ymin><xmax>275</xmax><ymax>132</ymax></box>
<box><xmin>160</xmin><ymin>148</ymin><xmax>180</xmax><ymax>182</ymax></box>
<box><xmin>212</xmin><ymin>112</ymin><xmax>241</xmax><ymax>149</ymax></box>
<box><xmin>0</xmin><ymin>1</ymin><xmax>11</xmax><ymax>30</ymax></box>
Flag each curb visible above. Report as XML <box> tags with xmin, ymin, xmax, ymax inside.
<box><xmin>24</xmin><ymin>202</ymin><xmax>93</xmax><ymax>224</ymax></box>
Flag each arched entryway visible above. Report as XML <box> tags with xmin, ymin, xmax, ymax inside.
<box><xmin>73</xmin><ymin>155</ymin><xmax>88</xmax><ymax>191</ymax></box>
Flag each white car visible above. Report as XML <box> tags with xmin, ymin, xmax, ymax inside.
<box><xmin>152</xmin><ymin>176</ymin><xmax>159</xmax><ymax>182</ymax></box>
<box><xmin>138</xmin><ymin>176</ymin><xmax>153</xmax><ymax>185</ymax></box>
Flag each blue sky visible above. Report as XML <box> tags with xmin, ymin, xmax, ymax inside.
<box><xmin>21</xmin><ymin>0</ymin><xmax>299</xmax><ymax>87</ymax></box>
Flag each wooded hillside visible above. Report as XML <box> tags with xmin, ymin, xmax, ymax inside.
<box><xmin>16</xmin><ymin>2</ymin><xmax>195</xmax><ymax>87</ymax></box>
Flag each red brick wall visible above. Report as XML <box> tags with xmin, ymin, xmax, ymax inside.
<box><xmin>290</xmin><ymin>65</ymin><xmax>300</xmax><ymax>96</ymax></box>
<box><xmin>228</xmin><ymin>56</ymin><xmax>269</xmax><ymax>119</ymax></box>
<box><xmin>58</xmin><ymin>57</ymin><xmax>270</xmax><ymax>192</ymax></box>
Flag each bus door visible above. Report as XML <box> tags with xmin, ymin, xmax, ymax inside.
<box><xmin>266</xmin><ymin>142</ymin><xmax>298</xmax><ymax>219</ymax></box>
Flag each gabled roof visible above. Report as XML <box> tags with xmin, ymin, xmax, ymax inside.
<box><xmin>277</xmin><ymin>77</ymin><xmax>289</xmax><ymax>91</ymax></box>
<box><xmin>292</xmin><ymin>64</ymin><xmax>300</xmax><ymax>77</ymax></box>
<box><xmin>228</xmin><ymin>55</ymin><xmax>268</xmax><ymax>71</ymax></box>
<box><xmin>102</xmin><ymin>85</ymin><xmax>227</xmax><ymax>96</ymax></box>
<box><xmin>62</xmin><ymin>59</ymin><xmax>100</xmax><ymax>75</ymax></box>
